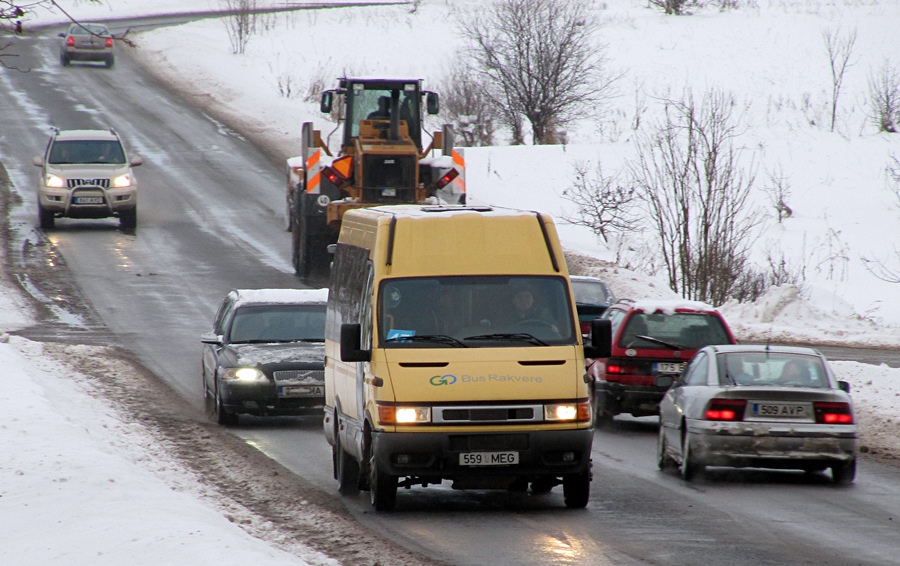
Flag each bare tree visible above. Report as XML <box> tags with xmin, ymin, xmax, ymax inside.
<box><xmin>628</xmin><ymin>90</ymin><xmax>762</xmax><ymax>305</ymax></box>
<box><xmin>868</xmin><ymin>60</ymin><xmax>900</xmax><ymax>133</ymax></box>
<box><xmin>763</xmin><ymin>164</ymin><xmax>793</xmax><ymax>223</ymax></box>
<box><xmin>647</xmin><ymin>0</ymin><xmax>689</xmax><ymax>15</ymax></box>
<box><xmin>222</xmin><ymin>0</ymin><xmax>259</xmax><ymax>55</ymax></box>
<box><xmin>562</xmin><ymin>161</ymin><xmax>639</xmax><ymax>243</ymax></box>
<box><xmin>434</xmin><ymin>59</ymin><xmax>498</xmax><ymax>147</ymax></box>
<box><xmin>458</xmin><ymin>0</ymin><xmax>617</xmax><ymax>145</ymax></box>
<box><xmin>823</xmin><ymin>27</ymin><xmax>857</xmax><ymax>133</ymax></box>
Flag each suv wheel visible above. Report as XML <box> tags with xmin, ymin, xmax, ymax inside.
<box><xmin>38</xmin><ymin>202</ymin><xmax>55</xmax><ymax>230</ymax></box>
<box><xmin>119</xmin><ymin>207</ymin><xmax>137</xmax><ymax>232</ymax></box>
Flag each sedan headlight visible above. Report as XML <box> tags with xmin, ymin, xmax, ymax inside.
<box><xmin>46</xmin><ymin>174</ymin><xmax>65</xmax><ymax>188</ymax></box>
<box><xmin>113</xmin><ymin>173</ymin><xmax>133</xmax><ymax>188</ymax></box>
<box><xmin>544</xmin><ymin>401</ymin><xmax>591</xmax><ymax>422</ymax></box>
<box><xmin>222</xmin><ymin>367</ymin><xmax>266</xmax><ymax>382</ymax></box>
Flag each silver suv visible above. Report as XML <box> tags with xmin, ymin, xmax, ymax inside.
<box><xmin>33</xmin><ymin>128</ymin><xmax>143</xmax><ymax>231</ymax></box>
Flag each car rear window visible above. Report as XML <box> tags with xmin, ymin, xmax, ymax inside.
<box><xmin>618</xmin><ymin>312</ymin><xmax>731</xmax><ymax>350</ymax></box>
<box><xmin>717</xmin><ymin>352</ymin><xmax>830</xmax><ymax>388</ymax></box>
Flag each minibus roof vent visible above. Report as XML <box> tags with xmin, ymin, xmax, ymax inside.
<box><xmin>419</xmin><ymin>205</ymin><xmax>493</xmax><ymax>213</ymax></box>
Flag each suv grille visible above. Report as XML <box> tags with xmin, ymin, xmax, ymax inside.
<box><xmin>68</xmin><ymin>178</ymin><xmax>110</xmax><ymax>189</ymax></box>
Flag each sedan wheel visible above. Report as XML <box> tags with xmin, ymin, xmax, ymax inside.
<box><xmin>657</xmin><ymin>425</ymin><xmax>674</xmax><ymax>471</ymax></box>
<box><xmin>680</xmin><ymin>432</ymin><xmax>703</xmax><ymax>481</ymax></box>
<box><xmin>831</xmin><ymin>459</ymin><xmax>857</xmax><ymax>485</ymax></box>
<box><xmin>215</xmin><ymin>387</ymin><xmax>238</xmax><ymax>426</ymax></box>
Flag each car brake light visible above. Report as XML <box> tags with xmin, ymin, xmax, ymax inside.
<box><xmin>430</xmin><ymin>167</ymin><xmax>459</xmax><ymax>190</ymax></box>
<box><xmin>105</xmin><ymin>38</ymin><xmax>113</xmax><ymax>48</ymax></box>
<box><xmin>814</xmin><ymin>402</ymin><xmax>854</xmax><ymax>424</ymax></box>
<box><xmin>67</xmin><ymin>36</ymin><xmax>75</xmax><ymax>46</ymax></box>
<box><xmin>705</xmin><ymin>398</ymin><xmax>746</xmax><ymax>421</ymax></box>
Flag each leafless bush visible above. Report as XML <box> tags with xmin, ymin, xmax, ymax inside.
<box><xmin>823</xmin><ymin>27</ymin><xmax>857</xmax><ymax>133</ymax></box>
<box><xmin>458</xmin><ymin>0</ymin><xmax>617</xmax><ymax>145</ymax></box>
<box><xmin>764</xmin><ymin>165</ymin><xmax>793</xmax><ymax>223</ymax></box>
<box><xmin>729</xmin><ymin>251</ymin><xmax>805</xmax><ymax>303</ymax></box>
<box><xmin>222</xmin><ymin>0</ymin><xmax>258</xmax><ymax>55</ymax></box>
<box><xmin>868</xmin><ymin>60</ymin><xmax>900</xmax><ymax>133</ymax></box>
<box><xmin>628</xmin><ymin>89</ymin><xmax>762</xmax><ymax>305</ymax></box>
<box><xmin>561</xmin><ymin>161</ymin><xmax>639</xmax><ymax>243</ymax></box>
<box><xmin>647</xmin><ymin>0</ymin><xmax>693</xmax><ymax>15</ymax></box>
<box><xmin>886</xmin><ymin>154</ymin><xmax>900</xmax><ymax>208</ymax></box>
<box><xmin>434</xmin><ymin>59</ymin><xmax>498</xmax><ymax>147</ymax></box>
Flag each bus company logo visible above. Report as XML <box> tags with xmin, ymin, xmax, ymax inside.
<box><xmin>430</xmin><ymin>374</ymin><xmax>457</xmax><ymax>386</ymax></box>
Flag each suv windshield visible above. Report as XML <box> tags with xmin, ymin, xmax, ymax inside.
<box><xmin>378</xmin><ymin>275</ymin><xmax>576</xmax><ymax>348</ymax></box>
<box><xmin>618</xmin><ymin>312</ymin><xmax>730</xmax><ymax>350</ymax></box>
<box><xmin>49</xmin><ymin>140</ymin><xmax>126</xmax><ymax>165</ymax></box>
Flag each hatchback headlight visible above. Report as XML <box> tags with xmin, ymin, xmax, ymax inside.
<box><xmin>222</xmin><ymin>367</ymin><xmax>266</xmax><ymax>382</ymax></box>
<box><xmin>113</xmin><ymin>173</ymin><xmax>133</xmax><ymax>188</ymax></box>
<box><xmin>46</xmin><ymin>174</ymin><xmax>65</xmax><ymax>188</ymax></box>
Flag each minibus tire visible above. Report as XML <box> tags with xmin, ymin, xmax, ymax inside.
<box><xmin>563</xmin><ymin>471</ymin><xmax>590</xmax><ymax>508</ymax></box>
<box><xmin>336</xmin><ymin>435</ymin><xmax>360</xmax><ymax>495</ymax></box>
<box><xmin>369</xmin><ymin>454</ymin><xmax>397</xmax><ymax>511</ymax></box>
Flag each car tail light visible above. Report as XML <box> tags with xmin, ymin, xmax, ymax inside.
<box><xmin>605</xmin><ymin>359</ymin><xmax>641</xmax><ymax>375</ymax></box>
<box><xmin>814</xmin><ymin>402</ymin><xmax>854</xmax><ymax>424</ymax></box>
<box><xmin>105</xmin><ymin>38</ymin><xmax>113</xmax><ymax>48</ymax></box>
<box><xmin>66</xmin><ymin>36</ymin><xmax>75</xmax><ymax>47</ymax></box>
<box><xmin>705</xmin><ymin>398</ymin><xmax>746</xmax><ymax>421</ymax></box>
<box><xmin>430</xmin><ymin>167</ymin><xmax>459</xmax><ymax>190</ymax></box>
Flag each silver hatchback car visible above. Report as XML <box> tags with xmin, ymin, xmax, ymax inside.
<box><xmin>58</xmin><ymin>23</ymin><xmax>115</xmax><ymax>68</ymax></box>
<box><xmin>657</xmin><ymin>344</ymin><xmax>858</xmax><ymax>484</ymax></box>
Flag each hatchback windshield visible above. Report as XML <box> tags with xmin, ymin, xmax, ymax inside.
<box><xmin>718</xmin><ymin>352</ymin><xmax>830</xmax><ymax>388</ymax></box>
<box><xmin>618</xmin><ymin>312</ymin><xmax>730</xmax><ymax>350</ymax></box>
<box><xmin>229</xmin><ymin>304</ymin><xmax>326</xmax><ymax>343</ymax></box>
<box><xmin>49</xmin><ymin>140</ymin><xmax>126</xmax><ymax>165</ymax></box>
<box><xmin>378</xmin><ymin>276</ymin><xmax>576</xmax><ymax>347</ymax></box>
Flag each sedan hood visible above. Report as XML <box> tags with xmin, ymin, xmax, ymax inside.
<box><xmin>223</xmin><ymin>342</ymin><xmax>324</xmax><ymax>368</ymax></box>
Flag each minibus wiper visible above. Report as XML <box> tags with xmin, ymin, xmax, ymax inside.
<box><xmin>462</xmin><ymin>333</ymin><xmax>548</xmax><ymax>346</ymax></box>
<box><xmin>385</xmin><ymin>334</ymin><xmax>468</xmax><ymax>347</ymax></box>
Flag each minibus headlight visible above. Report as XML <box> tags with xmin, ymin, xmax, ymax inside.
<box><xmin>378</xmin><ymin>405</ymin><xmax>431</xmax><ymax>424</ymax></box>
<box><xmin>544</xmin><ymin>402</ymin><xmax>591</xmax><ymax>422</ymax></box>
<box><xmin>223</xmin><ymin>367</ymin><xmax>266</xmax><ymax>382</ymax></box>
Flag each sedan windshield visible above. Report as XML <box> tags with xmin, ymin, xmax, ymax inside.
<box><xmin>718</xmin><ymin>352</ymin><xmax>830</xmax><ymax>388</ymax></box>
<box><xmin>229</xmin><ymin>304</ymin><xmax>326</xmax><ymax>343</ymax></box>
<box><xmin>378</xmin><ymin>275</ymin><xmax>576</xmax><ymax>348</ymax></box>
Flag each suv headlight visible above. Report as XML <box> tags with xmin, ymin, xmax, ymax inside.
<box><xmin>222</xmin><ymin>368</ymin><xmax>266</xmax><ymax>382</ymax></box>
<box><xmin>46</xmin><ymin>174</ymin><xmax>65</xmax><ymax>188</ymax></box>
<box><xmin>113</xmin><ymin>173</ymin><xmax>133</xmax><ymax>188</ymax></box>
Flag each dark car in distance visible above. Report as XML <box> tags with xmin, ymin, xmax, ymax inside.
<box><xmin>570</xmin><ymin>275</ymin><xmax>616</xmax><ymax>338</ymax></box>
<box><xmin>201</xmin><ymin>288</ymin><xmax>328</xmax><ymax>425</ymax></box>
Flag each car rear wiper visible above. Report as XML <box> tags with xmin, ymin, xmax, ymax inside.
<box><xmin>462</xmin><ymin>333</ymin><xmax>548</xmax><ymax>346</ymax></box>
<box><xmin>630</xmin><ymin>334</ymin><xmax>684</xmax><ymax>349</ymax></box>
<box><xmin>385</xmin><ymin>334</ymin><xmax>468</xmax><ymax>347</ymax></box>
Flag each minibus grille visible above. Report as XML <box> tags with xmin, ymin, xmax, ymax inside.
<box><xmin>433</xmin><ymin>404</ymin><xmax>541</xmax><ymax>424</ymax></box>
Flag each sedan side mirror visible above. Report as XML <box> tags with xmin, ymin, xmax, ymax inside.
<box><xmin>200</xmin><ymin>331</ymin><xmax>222</xmax><ymax>345</ymax></box>
<box><xmin>838</xmin><ymin>380</ymin><xmax>851</xmax><ymax>393</ymax></box>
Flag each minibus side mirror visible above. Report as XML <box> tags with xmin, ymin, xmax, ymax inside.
<box><xmin>340</xmin><ymin>323</ymin><xmax>371</xmax><ymax>362</ymax></box>
<box><xmin>584</xmin><ymin>318</ymin><xmax>612</xmax><ymax>359</ymax></box>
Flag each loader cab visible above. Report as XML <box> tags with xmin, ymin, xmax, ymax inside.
<box><xmin>320</xmin><ymin>78</ymin><xmax>438</xmax><ymax>151</ymax></box>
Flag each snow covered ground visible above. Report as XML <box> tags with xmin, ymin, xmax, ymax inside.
<box><xmin>3</xmin><ymin>0</ymin><xmax>900</xmax><ymax>563</ymax></box>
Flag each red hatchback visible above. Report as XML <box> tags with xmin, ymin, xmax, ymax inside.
<box><xmin>587</xmin><ymin>299</ymin><xmax>736</xmax><ymax>426</ymax></box>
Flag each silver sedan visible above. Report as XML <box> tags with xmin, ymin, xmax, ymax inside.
<box><xmin>657</xmin><ymin>344</ymin><xmax>858</xmax><ymax>484</ymax></box>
